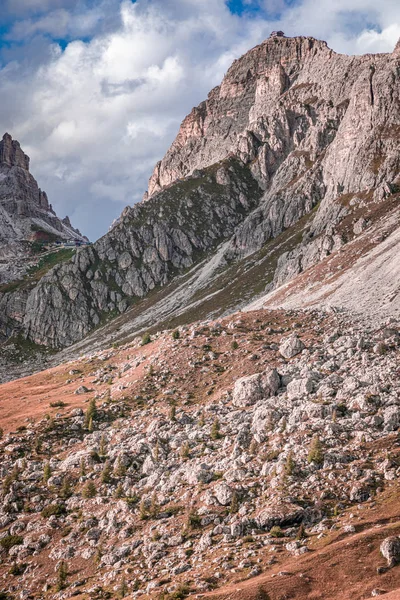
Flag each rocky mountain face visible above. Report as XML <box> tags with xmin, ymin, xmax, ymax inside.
<box><xmin>0</xmin><ymin>133</ymin><xmax>86</xmax><ymax>281</ymax></box>
<box><xmin>1</xmin><ymin>309</ymin><xmax>400</xmax><ymax>599</ymax></box>
<box><xmin>0</xmin><ymin>35</ymin><xmax>399</xmax><ymax>354</ymax></box>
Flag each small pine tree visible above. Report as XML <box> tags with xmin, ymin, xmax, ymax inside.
<box><xmin>99</xmin><ymin>435</ymin><xmax>107</xmax><ymax>458</ymax></box>
<box><xmin>198</xmin><ymin>411</ymin><xmax>205</xmax><ymax>427</ymax></box>
<box><xmin>114</xmin><ymin>483</ymin><xmax>124</xmax><ymax>499</ymax></box>
<box><xmin>231</xmin><ymin>340</ymin><xmax>239</xmax><ymax>350</ymax></box>
<box><xmin>82</xmin><ymin>480</ymin><xmax>96</xmax><ymax>499</ymax></box>
<box><xmin>149</xmin><ymin>492</ymin><xmax>160</xmax><ymax>518</ymax></box>
<box><xmin>101</xmin><ymin>460</ymin><xmax>112</xmax><ymax>484</ymax></box>
<box><xmin>43</xmin><ymin>462</ymin><xmax>51</xmax><ymax>483</ymax></box>
<box><xmin>180</xmin><ymin>441</ymin><xmax>190</xmax><ymax>460</ymax></box>
<box><xmin>297</xmin><ymin>523</ymin><xmax>307</xmax><ymax>540</ymax></box>
<box><xmin>3</xmin><ymin>464</ymin><xmax>20</xmax><ymax>493</ymax></box>
<box><xmin>307</xmin><ymin>435</ymin><xmax>324</xmax><ymax>466</ymax></box>
<box><xmin>55</xmin><ymin>560</ymin><xmax>68</xmax><ymax>591</ymax></box>
<box><xmin>153</xmin><ymin>441</ymin><xmax>160</xmax><ymax>462</ymax></box>
<box><xmin>285</xmin><ymin>451</ymin><xmax>295</xmax><ymax>476</ymax></box>
<box><xmin>94</xmin><ymin>544</ymin><xmax>103</xmax><ymax>566</ymax></box>
<box><xmin>118</xmin><ymin>576</ymin><xmax>128</xmax><ymax>598</ymax></box>
<box><xmin>139</xmin><ymin>498</ymin><xmax>147</xmax><ymax>520</ymax></box>
<box><xmin>85</xmin><ymin>398</ymin><xmax>97</xmax><ymax>429</ymax></box>
<box><xmin>169</xmin><ymin>404</ymin><xmax>176</xmax><ymax>421</ymax></box>
<box><xmin>172</xmin><ymin>330</ymin><xmax>180</xmax><ymax>340</ymax></box>
<box><xmin>80</xmin><ymin>457</ymin><xmax>86</xmax><ymax>477</ymax></box>
<box><xmin>0</xmin><ymin>427</ymin><xmax>3</xmax><ymax>439</ymax></box>
<box><xmin>230</xmin><ymin>491</ymin><xmax>239</xmax><ymax>514</ymax></box>
<box><xmin>249</xmin><ymin>439</ymin><xmax>258</xmax><ymax>455</ymax></box>
<box><xmin>114</xmin><ymin>457</ymin><xmax>126</xmax><ymax>478</ymax></box>
<box><xmin>34</xmin><ymin>436</ymin><xmax>42</xmax><ymax>454</ymax></box>
<box><xmin>59</xmin><ymin>476</ymin><xmax>72</xmax><ymax>499</ymax></box>
<box><xmin>210</xmin><ymin>418</ymin><xmax>221</xmax><ymax>440</ymax></box>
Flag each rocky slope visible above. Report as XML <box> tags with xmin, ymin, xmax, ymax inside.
<box><xmin>0</xmin><ymin>309</ymin><xmax>400</xmax><ymax>599</ymax></box>
<box><xmin>0</xmin><ymin>133</ymin><xmax>87</xmax><ymax>283</ymax></box>
<box><xmin>0</xmin><ymin>34</ymin><xmax>399</xmax><ymax>359</ymax></box>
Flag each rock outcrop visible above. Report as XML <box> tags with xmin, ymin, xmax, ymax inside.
<box><xmin>1</xmin><ymin>35</ymin><xmax>400</xmax><ymax>350</ymax></box>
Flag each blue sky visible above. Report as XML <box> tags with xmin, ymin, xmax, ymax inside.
<box><xmin>0</xmin><ymin>0</ymin><xmax>399</xmax><ymax>240</ymax></box>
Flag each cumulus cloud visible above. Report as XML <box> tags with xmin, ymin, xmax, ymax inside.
<box><xmin>0</xmin><ymin>0</ymin><xmax>399</xmax><ymax>240</ymax></box>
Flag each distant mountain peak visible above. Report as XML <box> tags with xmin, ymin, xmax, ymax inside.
<box><xmin>0</xmin><ymin>134</ymin><xmax>87</xmax><ymax>282</ymax></box>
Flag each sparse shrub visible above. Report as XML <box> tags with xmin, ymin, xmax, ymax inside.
<box><xmin>43</xmin><ymin>462</ymin><xmax>51</xmax><ymax>483</ymax></box>
<box><xmin>0</xmin><ymin>535</ymin><xmax>23</xmax><ymax>551</ymax></box>
<box><xmin>41</xmin><ymin>504</ymin><xmax>65</xmax><ymax>518</ymax></box>
<box><xmin>82</xmin><ymin>480</ymin><xmax>97</xmax><ymax>499</ymax></box>
<box><xmin>50</xmin><ymin>401</ymin><xmax>66</xmax><ymax>408</ymax></box>
<box><xmin>198</xmin><ymin>411</ymin><xmax>205</xmax><ymax>427</ymax></box>
<box><xmin>168</xmin><ymin>583</ymin><xmax>191</xmax><ymax>599</ymax></box>
<box><xmin>307</xmin><ymin>435</ymin><xmax>324</xmax><ymax>466</ymax></box>
<box><xmin>125</xmin><ymin>494</ymin><xmax>139</xmax><ymax>508</ymax></box>
<box><xmin>0</xmin><ymin>427</ymin><xmax>3</xmax><ymax>439</ymax></box>
<box><xmin>231</xmin><ymin>340</ymin><xmax>238</xmax><ymax>350</ymax></box>
<box><xmin>255</xmin><ymin>586</ymin><xmax>270</xmax><ymax>600</ymax></box>
<box><xmin>90</xmin><ymin>449</ymin><xmax>101</xmax><ymax>463</ymax></box>
<box><xmin>9</xmin><ymin>562</ymin><xmax>26</xmax><ymax>576</ymax></box>
<box><xmin>185</xmin><ymin>510</ymin><xmax>201</xmax><ymax>530</ymax></box>
<box><xmin>80</xmin><ymin>457</ymin><xmax>86</xmax><ymax>477</ymax></box>
<box><xmin>141</xmin><ymin>332</ymin><xmax>151</xmax><ymax>346</ymax></box>
<box><xmin>172</xmin><ymin>330</ymin><xmax>180</xmax><ymax>340</ymax></box>
<box><xmin>269</xmin><ymin>526</ymin><xmax>284</xmax><ymax>538</ymax></box>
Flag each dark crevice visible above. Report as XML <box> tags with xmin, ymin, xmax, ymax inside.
<box><xmin>369</xmin><ymin>65</ymin><xmax>376</xmax><ymax>106</ymax></box>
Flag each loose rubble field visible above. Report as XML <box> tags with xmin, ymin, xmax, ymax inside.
<box><xmin>0</xmin><ymin>309</ymin><xmax>400</xmax><ymax>599</ymax></box>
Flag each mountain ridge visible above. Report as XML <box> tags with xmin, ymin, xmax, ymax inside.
<box><xmin>0</xmin><ymin>33</ymin><xmax>399</xmax><ymax>365</ymax></box>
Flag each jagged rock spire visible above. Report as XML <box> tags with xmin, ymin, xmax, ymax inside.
<box><xmin>0</xmin><ymin>132</ymin><xmax>30</xmax><ymax>170</ymax></box>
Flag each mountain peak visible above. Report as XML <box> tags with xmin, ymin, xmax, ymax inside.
<box><xmin>0</xmin><ymin>132</ymin><xmax>30</xmax><ymax>171</ymax></box>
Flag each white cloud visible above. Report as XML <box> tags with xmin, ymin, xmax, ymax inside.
<box><xmin>0</xmin><ymin>0</ymin><xmax>399</xmax><ymax>240</ymax></box>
